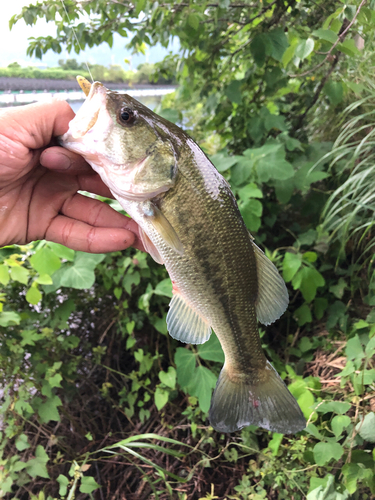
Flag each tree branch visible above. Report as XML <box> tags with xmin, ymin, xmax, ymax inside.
<box><xmin>289</xmin><ymin>0</ymin><xmax>367</xmax><ymax>78</ymax></box>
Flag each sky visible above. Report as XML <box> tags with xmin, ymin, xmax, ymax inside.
<box><xmin>1</xmin><ymin>0</ymin><xmax>178</xmax><ymax>69</ymax></box>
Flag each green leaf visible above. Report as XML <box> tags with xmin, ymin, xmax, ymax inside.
<box><xmin>159</xmin><ymin>108</ymin><xmax>181</xmax><ymax>123</ymax></box>
<box><xmin>240</xmin><ymin>198</ymin><xmax>262</xmax><ymax>232</ymax></box>
<box><xmin>250</xmin><ymin>33</ymin><xmax>272</xmax><ymax>67</ymax></box>
<box><xmin>238</xmin><ymin>183</ymin><xmax>263</xmax><ymax>200</ymax></box>
<box><xmin>323</xmin><ymin>81</ymin><xmax>343</xmax><ymax>106</ymax></box>
<box><xmin>312</xmin><ymin>29</ymin><xmax>338</xmax><ymax>44</ymax></box>
<box><xmin>356</xmin><ymin>412</ymin><xmax>375</xmax><ymax>442</ymax></box>
<box><xmin>264</xmin><ymin>113</ymin><xmax>287</xmax><ymax>132</ymax></box>
<box><xmin>345</xmin><ymin>335</ymin><xmax>364</xmax><ymax>361</ymax></box>
<box><xmin>29</xmin><ymin>247</ymin><xmax>61</xmax><ymax>275</ymax></box>
<box><xmin>175</xmin><ymin>347</ymin><xmax>197</xmax><ymax>388</ymax></box>
<box><xmin>20</xmin><ymin>329</ymin><xmax>41</xmax><ymax>346</ymax></box>
<box><xmin>154</xmin><ymin>278</ymin><xmax>172</xmax><ymax>298</ymax></box>
<box><xmin>0</xmin><ymin>311</ymin><xmax>21</xmax><ymax>327</ymax></box>
<box><xmin>225</xmin><ymin>80</ymin><xmax>242</xmax><ymax>104</ymax></box>
<box><xmin>281</xmin><ymin>42</ymin><xmax>297</xmax><ymax>67</ymax></box>
<box><xmin>299</xmin><ymin>337</ymin><xmax>313</xmax><ymax>353</ymax></box>
<box><xmin>292</xmin><ymin>267</ymin><xmax>325</xmax><ymax>303</ymax></box>
<box><xmin>365</xmin><ymin>335</ymin><xmax>375</xmax><ymax>357</ymax></box>
<box><xmin>35</xmin><ymin>274</ymin><xmax>53</xmax><ymax>285</ymax></box>
<box><xmin>187</xmin><ymin>13</ymin><xmax>200</xmax><ymax>31</ymax></box>
<box><xmin>268</xmin><ymin>29</ymin><xmax>289</xmax><ymax>61</ymax></box>
<box><xmin>283</xmin><ymin>252</ymin><xmax>302</xmax><ymax>282</ymax></box>
<box><xmin>308</xmin><ymin>475</ymin><xmax>347</xmax><ymax>500</ymax></box>
<box><xmin>258</xmin><ymin>155</ymin><xmax>293</xmax><ymax>182</ymax></box>
<box><xmin>314</xmin><ymin>298</ymin><xmax>328</xmax><ymax>320</ymax></box>
<box><xmin>295</xmin><ymin>38</ymin><xmax>314</xmax><ymax>60</ymax></box>
<box><xmin>313</xmin><ymin>441</ymin><xmax>344</xmax><ymax>466</ymax></box>
<box><xmin>57</xmin><ymin>474</ymin><xmax>69</xmax><ymax>497</ymax></box>
<box><xmin>15</xmin><ymin>433</ymin><xmax>31</xmax><ymax>451</ymax></box>
<box><xmin>188</xmin><ymin>365</ymin><xmax>217</xmax><ymax>413</ymax></box>
<box><xmin>10</xmin><ymin>265</ymin><xmax>29</xmax><ymax>285</ymax></box>
<box><xmin>337</xmin><ymin>38</ymin><xmax>360</xmax><ymax>57</ymax></box>
<box><xmin>0</xmin><ymin>264</ymin><xmax>9</xmax><ymax>285</ymax></box>
<box><xmin>36</xmin><ymin>395</ymin><xmax>62</xmax><ymax>423</ymax></box>
<box><xmin>268</xmin><ymin>433</ymin><xmax>283</xmax><ymax>456</ymax></box>
<box><xmin>198</xmin><ymin>332</ymin><xmax>224</xmax><ymax>363</ymax></box>
<box><xmin>296</xmin><ymin>389</ymin><xmax>315</xmax><ymax>419</ymax></box>
<box><xmin>329</xmin><ymin>278</ymin><xmax>346</xmax><ymax>299</ymax></box>
<box><xmin>294</xmin><ymin>303</ymin><xmax>312</xmax><ymax>326</ymax></box>
<box><xmin>342</xmin><ymin>462</ymin><xmax>373</xmax><ymax>494</ymax></box>
<box><xmin>25</xmin><ymin>445</ymin><xmax>50</xmax><ymax>479</ymax></box>
<box><xmin>331</xmin><ymin>415</ymin><xmax>351</xmax><ymax>437</ymax></box>
<box><xmin>159</xmin><ymin>366</ymin><xmax>176</xmax><ymax>389</ymax></box>
<box><xmin>54</xmin><ymin>252</ymin><xmax>105</xmax><ymax>290</ymax></box>
<box><xmin>47</xmin><ymin>242</ymin><xmax>75</xmax><ymax>261</ymax></box>
<box><xmin>315</xmin><ymin>401</ymin><xmax>351</xmax><ymax>414</ymax></box>
<box><xmin>59</xmin><ymin>264</ymin><xmax>95</xmax><ymax>289</ymax></box>
<box><xmin>275</xmin><ymin>180</ymin><xmax>294</xmax><ymax>204</ymax></box>
<box><xmin>123</xmin><ymin>271</ymin><xmax>140</xmax><ymax>295</ymax></box>
<box><xmin>26</xmin><ymin>286</ymin><xmax>42</xmax><ymax>305</ymax></box>
<box><xmin>48</xmin><ymin>373</ymin><xmax>63</xmax><ymax>388</ymax></box>
<box><xmin>154</xmin><ymin>386</ymin><xmax>169</xmax><ymax>410</ymax></box>
<box><xmin>79</xmin><ymin>476</ymin><xmax>101</xmax><ymax>494</ymax></box>
<box><xmin>210</xmin><ymin>153</ymin><xmax>239</xmax><ymax>173</ymax></box>
<box><xmin>250</xmin><ymin>144</ymin><xmax>294</xmax><ymax>182</ymax></box>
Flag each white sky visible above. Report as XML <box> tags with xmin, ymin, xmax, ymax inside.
<box><xmin>1</xmin><ymin>0</ymin><xmax>177</xmax><ymax>68</ymax></box>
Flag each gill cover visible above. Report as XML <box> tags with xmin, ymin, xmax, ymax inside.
<box><xmin>61</xmin><ymin>81</ymin><xmax>179</xmax><ymax>202</ymax></box>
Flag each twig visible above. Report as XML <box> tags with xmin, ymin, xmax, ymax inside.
<box><xmin>289</xmin><ymin>0</ymin><xmax>367</xmax><ymax>78</ymax></box>
<box><xmin>295</xmin><ymin>51</ymin><xmax>341</xmax><ymax>131</ymax></box>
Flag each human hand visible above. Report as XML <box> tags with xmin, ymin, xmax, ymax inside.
<box><xmin>0</xmin><ymin>99</ymin><xmax>142</xmax><ymax>253</ymax></box>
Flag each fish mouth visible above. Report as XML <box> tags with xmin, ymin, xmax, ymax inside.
<box><xmin>62</xmin><ymin>79</ymin><xmax>109</xmax><ymax>141</ymax></box>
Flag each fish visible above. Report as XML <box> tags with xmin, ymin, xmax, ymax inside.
<box><xmin>60</xmin><ymin>76</ymin><xmax>306</xmax><ymax>434</ymax></box>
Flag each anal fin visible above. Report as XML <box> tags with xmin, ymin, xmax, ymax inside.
<box><xmin>253</xmin><ymin>243</ymin><xmax>289</xmax><ymax>325</ymax></box>
<box><xmin>166</xmin><ymin>292</ymin><xmax>211</xmax><ymax>344</ymax></box>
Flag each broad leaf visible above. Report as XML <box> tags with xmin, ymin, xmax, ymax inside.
<box><xmin>175</xmin><ymin>348</ymin><xmax>197</xmax><ymax>388</ymax></box>
<box><xmin>25</xmin><ymin>445</ymin><xmax>50</xmax><ymax>479</ymax></box>
<box><xmin>313</xmin><ymin>441</ymin><xmax>343</xmax><ymax>466</ymax></box>
<box><xmin>198</xmin><ymin>332</ymin><xmax>224</xmax><ymax>363</ymax></box>
<box><xmin>29</xmin><ymin>247</ymin><xmax>61</xmax><ymax>275</ymax></box>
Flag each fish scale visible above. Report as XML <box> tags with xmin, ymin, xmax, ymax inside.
<box><xmin>60</xmin><ymin>78</ymin><xmax>306</xmax><ymax>434</ymax></box>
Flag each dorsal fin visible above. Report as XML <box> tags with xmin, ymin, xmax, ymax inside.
<box><xmin>253</xmin><ymin>243</ymin><xmax>289</xmax><ymax>325</ymax></box>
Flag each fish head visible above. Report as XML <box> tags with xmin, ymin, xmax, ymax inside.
<box><xmin>60</xmin><ymin>80</ymin><xmax>179</xmax><ymax>201</ymax></box>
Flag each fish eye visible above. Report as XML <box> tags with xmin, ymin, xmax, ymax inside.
<box><xmin>118</xmin><ymin>107</ymin><xmax>135</xmax><ymax>125</ymax></box>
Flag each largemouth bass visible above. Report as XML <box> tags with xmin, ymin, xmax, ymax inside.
<box><xmin>60</xmin><ymin>77</ymin><xmax>306</xmax><ymax>434</ymax></box>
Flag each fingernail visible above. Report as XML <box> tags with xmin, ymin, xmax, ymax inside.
<box><xmin>41</xmin><ymin>150</ymin><xmax>72</xmax><ymax>170</ymax></box>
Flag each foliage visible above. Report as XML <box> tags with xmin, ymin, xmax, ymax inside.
<box><xmin>320</xmin><ymin>88</ymin><xmax>375</xmax><ymax>259</ymax></box>
<box><xmin>0</xmin><ymin>65</ymin><xmax>91</xmax><ymax>81</ymax></box>
<box><xmin>0</xmin><ymin>60</ymin><xmax>174</xmax><ymax>84</ymax></box>
<box><xmin>1</xmin><ymin>0</ymin><xmax>375</xmax><ymax>498</ymax></box>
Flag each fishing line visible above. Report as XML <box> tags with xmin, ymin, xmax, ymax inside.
<box><xmin>60</xmin><ymin>0</ymin><xmax>94</xmax><ymax>83</ymax></box>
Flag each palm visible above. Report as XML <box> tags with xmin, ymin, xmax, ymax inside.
<box><xmin>0</xmin><ymin>101</ymin><xmax>142</xmax><ymax>253</ymax></box>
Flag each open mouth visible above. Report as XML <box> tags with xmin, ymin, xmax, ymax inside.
<box><xmin>68</xmin><ymin>77</ymin><xmax>106</xmax><ymax>139</ymax></box>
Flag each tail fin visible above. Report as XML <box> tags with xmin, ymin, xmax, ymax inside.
<box><xmin>209</xmin><ymin>361</ymin><xmax>306</xmax><ymax>434</ymax></box>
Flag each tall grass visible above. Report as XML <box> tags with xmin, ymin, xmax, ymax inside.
<box><xmin>321</xmin><ymin>91</ymin><xmax>375</xmax><ymax>258</ymax></box>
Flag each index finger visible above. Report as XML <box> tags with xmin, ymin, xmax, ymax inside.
<box><xmin>0</xmin><ymin>99</ymin><xmax>75</xmax><ymax>151</ymax></box>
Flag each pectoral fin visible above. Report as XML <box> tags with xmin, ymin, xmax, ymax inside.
<box><xmin>253</xmin><ymin>243</ymin><xmax>289</xmax><ymax>325</ymax></box>
<box><xmin>142</xmin><ymin>202</ymin><xmax>184</xmax><ymax>255</ymax></box>
<box><xmin>166</xmin><ymin>292</ymin><xmax>211</xmax><ymax>344</ymax></box>
<box><xmin>139</xmin><ymin>228</ymin><xmax>164</xmax><ymax>265</ymax></box>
